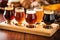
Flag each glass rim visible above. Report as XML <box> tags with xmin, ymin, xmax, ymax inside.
<box><xmin>15</xmin><ymin>7</ymin><xmax>24</xmax><ymax>12</ymax></box>
<box><xmin>44</xmin><ymin>10</ymin><xmax>54</xmax><ymax>14</ymax></box>
<box><xmin>26</xmin><ymin>9</ymin><xmax>36</xmax><ymax>14</ymax></box>
<box><xmin>5</xmin><ymin>7</ymin><xmax>13</xmax><ymax>10</ymax></box>
<box><xmin>34</xmin><ymin>7</ymin><xmax>43</xmax><ymax>11</ymax></box>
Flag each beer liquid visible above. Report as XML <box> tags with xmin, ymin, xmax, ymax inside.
<box><xmin>43</xmin><ymin>14</ymin><xmax>55</xmax><ymax>24</ymax></box>
<box><xmin>36</xmin><ymin>11</ymin><xmax>44</xmax><ymax>23</ymax></box>
<box><xmin>4</xmin><ymin>10</ymin><xmax>14</xmax><ymax>20</ymax></box>
<box><xmin>26</xmin><ymin>14</ymin><xmax>37</xmax><ymax>24</ymax></box>
<box><xmin>4</xmin><ymin>7</ymin><xmax>14</xmax><ymax>20</ymax></box>
<box><xmin>15</xmin><ymin>12</ymin><xmax>25</xmax><ymax>23</ymax></box>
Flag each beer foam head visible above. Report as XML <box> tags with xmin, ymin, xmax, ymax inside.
<box><xmin>15</xmin><ymin>7</ymin><xmax>24</xmax><ymax>12</ymax></box>
<box><xmin>26</xmin><ymin>9</ymin><xmax>36</xmax><ymax>14</ymax></box>
<box><xmin>34</xmin><ymin>7</ymin><xmax>43</xmax><ymax>11</ymax></box>
<box><xmin>44</xmin><ymin>10</ymin><xmax>54</xmax><ymax>14</ymax></box>
<box><xmin>5</xmin><ymin>7</ymin><xmax>13</xmax><ymax>10</ymax></box>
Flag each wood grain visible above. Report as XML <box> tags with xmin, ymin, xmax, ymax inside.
<box><xmin>25</xmin><ymin>29</ymin><xmax>60</xmax><ymax>40</ymax></box>
<box><xmin>0</xmin><ymin>13</ymin><xmax>60</xmax><ymax>40</ymax></box>
<box><xmin>0</xmin><ymin>29</ymin><xmax>24</xmax><ymax>40</ymax></box>
<box><xmin>0</xmin><ymin>22</ymin><xmax>59</xmax><ymax>37</ymax></box>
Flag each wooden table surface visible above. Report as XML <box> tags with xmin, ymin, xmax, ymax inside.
<box><xmin>0</xmin><ymin>13</ymin><xmax>60</xmax><ymax>40</ymax></box>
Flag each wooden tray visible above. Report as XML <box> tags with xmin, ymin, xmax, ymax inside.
<box><xmin>0</xmin><ymin>20</ymin><xmax>59</xmax><ymax>37</ymax></box>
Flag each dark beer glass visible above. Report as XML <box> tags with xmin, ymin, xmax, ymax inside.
<box><xmin>26</xmin><ymin>9</ymin><xmax>37</xmax><ymax>28</ymax></box>
<box><xmin>15</xmin><ymin>7</ymin><xmax>25</xmax><ymax>26</ymax></box>
<box><xmin>43</xmin><ymin>10</ymin><xmax>55</xmax><ymax>29</ymax></box>
<box><xmin>3</xmin><ymin>7</ymin><xmax>14</xmax><ymax>24</ymax></box>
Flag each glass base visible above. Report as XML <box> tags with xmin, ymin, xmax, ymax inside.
<box><xmin>26</xmin><ymin>25</ymin><xmax>36</xmax><ymax>28</ymax></box>
<box><xmin>14</xmin><ymin>23</ymin><xmax>25</xmax><ymax>26</ymax></box>
<box><xmin>5</xmin><ymin>20</ymin><xmax>11</xmax><ymax>24</ymax></box>
<box><xmin>43</xmin><ymin>25</ymin><xmax>53</xmax><ymax>29</ymax></box>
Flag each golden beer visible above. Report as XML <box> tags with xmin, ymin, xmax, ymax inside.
<box><xmin>34</xmin><ymin>7</ymin><xmax>44</xmax><ymax>23</ymax></box>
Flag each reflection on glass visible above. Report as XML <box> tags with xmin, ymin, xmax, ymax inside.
<box><xmin>3</xmin><ymin>7</ymin><xmax>14</xmax><ymax>24</ymax></box>
<box><xmin>43</xmin><ymin>10</ymin><xmax>55</xmax><ymax>29</ymax></box>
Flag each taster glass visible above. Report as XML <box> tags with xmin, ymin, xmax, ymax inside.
<box><xmin>26</xmin><ymin>9</ymin><xmax>37</xmax><ymax>28</ymax></box>
<box><xmin>34</xmin><ymin>7</ymin><xmax>44</xmax><ymax>24</ymax></box>
<box><xmin>43</xmin><ymin>10</ymin><xmax>55</xmax><ymax>29</ymax></box>
<box><xmin>3</xmin><ymin>7</ymin><xmax>14</xmax><ymax>24</ymax></box>
<box><xmin>15</xmin><ymin>7</ymin><xmax>25</xmax><ymax>26</ymax></box>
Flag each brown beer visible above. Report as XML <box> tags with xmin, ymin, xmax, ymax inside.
<box><xmin>26</xmin><ymin>14</ymin><xmax>37</xmax><ymax>24</ymax></box>
<box><xmin>34</xmin><ymin>7</ymin><xmax>44</xmax><ymax>23</ymax></box>
<box><xmin>15</xmin><ymin>7</ymin><xmax>25</xmax><ymax>24</ymax></box>
<box><xmin>4</xmin><ymin>7</ymin><xmax>14</xmax><ymax>20</ymax></box>
<box><xmin>15</xmin><ymin>12</ymin><xmax>25</xmax><ymax>23</ymax></box>
<box><xmin>26</xmin><ymin>9</ymin><xmax>37</xmax><ymax>24</ymax></box>
<box><xmin>26</xmin><ymin>9</ymin><xmax>37</xmax><ymax>28</ymax></box>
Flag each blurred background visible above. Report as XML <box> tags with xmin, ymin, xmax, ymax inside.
<box><xmin>0</xmin><ymin>0</ymin><xmax>60</xmax><ymax>20</ymax></box>
<box><xmin>0</xmin><ymin>0</ymin><xmax>60</xmax><ymax>27</ymax></box>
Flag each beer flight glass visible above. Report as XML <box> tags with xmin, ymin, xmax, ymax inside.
<box><xmin>3</xmin><ymin>7</ymin><xmax>14</xmax><ymax>24</ymax></box>
<box><xmin>26</xmin><ymin>9</ymin><xmax>37</xmax><ymax>28</ymax></box>
<box><xmin>34</xmin><ymin>7</ymin><xmax>44</xmax><ymax>24</ymax></box>
<box><xmin>15</xmin><ymin>7</ymin><xmax>25</xmax><ymax>26</ymax></box>
<box><xmin>43</xmin><ymin>10</ymin><xmax>55</xmax><ymax>29</ymax></box>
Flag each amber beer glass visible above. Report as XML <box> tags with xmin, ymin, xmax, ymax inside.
<box><xmin>3</xmin><ymin>7</ymin><xmax>14</xmax><ymax>24</ymax></box>
<box><xmin>34</xmin><ymin>7</ymin><xmax>44</xmax><ymax>24</ymax></box>
<box><xmin>26</xmin><ymin>9</ymin><xmax>37</xmax><ymax>28</ymax></box>
<box><xmin>15</xmin><ymin>7</ymin><xmax>25</xmax><ymax>26</ymax></box>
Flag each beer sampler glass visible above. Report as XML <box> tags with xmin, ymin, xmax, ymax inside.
<box><xmin>43</xmin><ymin>10</ymin><xmax>55</xmax><ymax>29</ymax></box>
<box><xmin>26</xmin><ymin>9</ymin><xmax>37</xmax><ymax>28</ymax></box>
<box><xmin>3</xmin><ymin>7</ymin><xmax>14</xmax><ymax>24</ymax></box>
<box><xmin>34</xmin><ymin>7</ymin><xmax>44</xmax><ymax>24</ymax></box>
<box><xmin>15</xmin><ymin>7</ymin><xmax>25</xmax><ymax>26</ymax></box>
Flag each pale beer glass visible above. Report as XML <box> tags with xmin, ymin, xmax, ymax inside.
<box><xmin>15</xmin><ymin>7</ymin><xmax>25</xmax><ymax>26</ymax></box>
<box><xmin>34</xmin><ymin>7</ymin><xmax>44</xmax><ymax>24</ymax></box>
